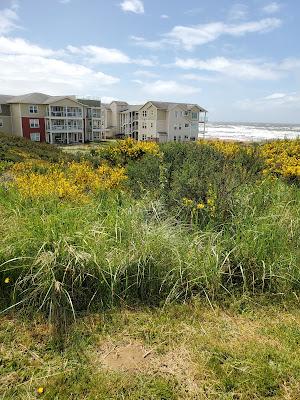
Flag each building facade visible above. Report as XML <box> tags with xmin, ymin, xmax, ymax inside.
<box><xmin>0</xmin><ymin>92</ymin><xmax>207</xmax><ymax>144</ymax></box>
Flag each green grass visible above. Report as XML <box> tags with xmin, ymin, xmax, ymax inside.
<box><xmin>1</xmin><ymin>138</ymin><xmax>300</xmax><ymax>398</ymax></box>
<box><xmin>1</xmin><ymin>301</ymin><xmax>300</xmax><ymax>399</ymax></box>
<box><xmin>0</xmin><ymin>132</ymin><xmax>69</xmax><ymax>163</ymax></box>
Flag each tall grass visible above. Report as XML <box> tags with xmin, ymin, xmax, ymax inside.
<box><xmin>1</xmin><ymin>174</ymin><xmax>300</xmax><ymax>333</ymax></box>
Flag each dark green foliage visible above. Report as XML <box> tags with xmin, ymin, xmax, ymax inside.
<box><xmin>0</xmin><ymin>133</ymin><xmax>70</xmax><ymax>163</ymax></box>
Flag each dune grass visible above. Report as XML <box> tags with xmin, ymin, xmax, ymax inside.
<box><xmin>1</xmin><ymin>137</ymin><xmax>300</xmax><ymax>398</ymax></box>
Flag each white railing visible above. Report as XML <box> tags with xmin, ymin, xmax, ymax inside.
<box><xmin>48</xmin><ymin>125</ymin><xmax>83</xmax><ymax>131</ymax></box>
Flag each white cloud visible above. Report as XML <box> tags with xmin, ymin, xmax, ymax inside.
<box><xmin>120</xmin><ymin>0</ymin><xmax>144</xmax><ymax>14</ymax></box>
<box><xmin>141</xmin><ymin>80</ymin><xmax>201</xmax><ymax>97</ymax></box>
<box><xmin>130</xmin><ymin>35</ymin><xmax>165</xmax><ymax>49</ymax></box>
<box><xmin>181</xmin><ymin>73</ymin><xmax>218</xmax><ymax>82</ymax></box>
<box><xmin>237</xmin><ymin>92</ymin><xmax>300</xmax><ymax>112</ymax></box>
<box><xmin>263</xmin><ymin>2</ymin><xmax>281</xmax><ymax>14</ymax></box>
<box><xmin>0</xmin><ymin>3</ymin><xmax>19</xmax><ymax>34</ymax></box>
<box><xmin>264</xmin><ymin>93</ymin><xmax>287</xmax><ymax>100</ymax></box>
<box><xmin>0</xmin><ymin>34</ymin><xmax>119</xmax><ymax>96</ymax></box>
<box><xmin>160</xmin><ymin>14</ymin><xmax>169</xmax><ymax>19</ymax></box>
<box><xmin>228</xmin><ymin>4</ymin><xmax>248</xmax><ymax>20</ymax></box>
<box><xmin>131</xmin><ymin>18</ymin><xmax>282</xmax><ymax>51</ymax></box>
<box><xmin>133</xmin><ymin>70</ymin><xmax>159</xmax><ymax>78</ymax></box>
<box><xmin>175</xmin><ymin>57</ymin><xmax>281</xmax><ymax>80</ymax></box>
<box><xmin>166</xmin><ymin>18</ymin><xmax>282</xmax><ymax>50</ymax></box>
<box><xmin>67</xmin><ymin>45</ymin><xmax>130</xmax><ymax>64</ymax></box>
<box><xmin>67</xmin><ymin>44</ymin><xmax>156</xmax><ymax>66</ymax></box>
<box><xmin>0</xmin><ymin>36</ymin><xmax>58</xmax><ymax>57</ymax></box>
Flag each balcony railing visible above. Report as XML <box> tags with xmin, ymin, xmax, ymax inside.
<box><xmin>46</xmin><ymin>111</ymin><xmax>83</xmax><ymax>118</ymax></box>
<box><xmin>47</xmin><ymin>125</ymin><xmax>83</xmax><ymax>131</ymax></box>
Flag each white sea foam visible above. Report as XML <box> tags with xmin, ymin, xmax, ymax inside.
<box><xmin>199</xmin><ymin>122</ymin><xmax>300</xmax><ymax>142</ymax></box>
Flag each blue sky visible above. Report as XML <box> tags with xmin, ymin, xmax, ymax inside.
<box><xmin>0</xmin><ymin>0</ymin><xmax>299</xmax><ymax>122</ymax></box>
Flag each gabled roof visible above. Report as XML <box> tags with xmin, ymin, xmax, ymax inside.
<box><xmin>7</xmin><ymin>92</ymin><xmax>50</xmax><ymax>104</ymax></box>
<box><xmin>43</xmin><ymin>95</ymin><xmax>78</xmax><ymax>104</ymax></box>
<box><xmin>77</xmin><ymin>98</ymin><xmax>101</xmax><ymax>107</ymax></box>
<box><xmin>0</xmin><ymin>95</ymin><xmax>13</xmax><ymax>104</ymax></box>
<box><xmin>120</xmin><ymin>105</ymin><xmax>143</xmax><ymax>113</ymax></box>
<box><xmin>147</xmin><ymin>101</ymin><xmax>207</xmax><ymax>112</ymax></box>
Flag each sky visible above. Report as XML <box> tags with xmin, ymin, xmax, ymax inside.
<box><xmin>0</xmin><ymin>0</ymin><xmax>299</xmax><ymax>123</ymax></box>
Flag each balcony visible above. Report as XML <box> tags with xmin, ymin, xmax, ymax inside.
<box><xmin>47</xmin><ymin>124</ymin><xmax>83</xmax><ymax>132</ymax></box>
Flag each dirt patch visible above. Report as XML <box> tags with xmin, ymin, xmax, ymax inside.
<box><xmin>100</xmin><ymin>342</ymin><xmax>154</xmax><ymax>372</ymax></box>
<box><xmin>94</xmin><ymin>341</ymin><xmax>200</xmax><ymax>395</ymax></box>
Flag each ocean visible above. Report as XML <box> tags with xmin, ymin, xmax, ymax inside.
<box><xmin>200</xmin><ymin>122</ymin><xmax>300</xmax><ymax>142</ymax></box>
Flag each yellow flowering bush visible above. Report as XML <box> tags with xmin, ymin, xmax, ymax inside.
<box><xmin>98</xmin><ymin>138</ymin><xmax>161</xmax><ymax>164</ymax></box>
<box><xmin>10</xmin><ymin>161</ymin><xmax>127</xmax><ymax>201</ymax></box>
<box><xmin>260</xmin><ymin>140</ymin><xmax>300</xmax><ymax>180</ymax></box>
<box><xmin>200</xmin><ymin>139</ymin><xmax>242</xmax><ymax>157</ymax></box>
<box><xmin>182</xmin><ymin>187</ymin><xmax>216</xmax><ymax>217</ymax></box>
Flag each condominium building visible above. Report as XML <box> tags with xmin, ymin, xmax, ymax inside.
<box><xmin>0</xmin><ymin>92</ymin><xmax>207</xmax><ymax>144</ymax></box>
<box><xmin>0</xmin><ymin>93</ymin><xmax>102</xmax><ymax>144</ymax></box>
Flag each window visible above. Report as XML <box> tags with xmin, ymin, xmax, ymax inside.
<box><xmin>29</xmin><ymin>105</ymin><xmax>38</xmax><ymax>114</ymax></box>
<box><xmin>184</xmin><ymin>135</ymin><xmax>189</xmax><ymax>140</ymax></box>
<box><xmin>192</xmin><ymin>112</ymin><xmax>198</xmax><ymax>119</ymax></box>
<box><xmin>173</xmin><ymin>136</ymin><xmax>177</xmax><ymax>141</ymax></box>
<box><xmin>175</xmin><ymin>111</ymin><xmax>178</xmax><ymax>118</ymax></box>
<box><xmin>0</xmin><ymin>119</ymin><xmax>3</xmax><ymax>128</ymax></box>
<box><xmin>174</xmin><ymin>126</ymin><xmax>177</xmax><ymax>130</ymax></box>
<box><xmin>178</xmin><ymin>136</ymin><xmax>182</xmax><ymax>142</ymax></box>
<box><xmin>142</xmin><ymin>122</ymin><xmax>147</xmax><ymax>129</ymax></box>
<box><xmin>185</xmin><ymin>123</ymin><xmax>189</xmax><ymax>128</ymax></box>
<box><xmin>0</xmin><ymin>105</ymin><xmax>2</xmax><ymax>113</ymax></box>
<box><xmin>29</xmin><ymin>119</ymin><xmax>39</xmax><ymax>128</ymax></box>
<box><xmin>179</xmin><ymin>125</ymin><xmax>182</xmax><ymax>130</ymax></box>
<box><xmin>150</xmin><ymin>122</ymin><xmax>153</xmax><ymax>128</ymax></box>
<box><xmin>184</xmin><ymin>111</ymin><xmax>189</xmax><ymax>116</ymax></box>
<box><xmin>30</xmin><ymin>132</ymin><xmax>40</xmax><ymax>142</ymax></box>
<box><xmin>142</xmin><ymin>110</ymin><xmax>147</xmax><ymax>117</ymax></box>
<box><xmin>141</xmin><ymin>134</ymin><xmax>147</xmax><ymax>141</ymax></box>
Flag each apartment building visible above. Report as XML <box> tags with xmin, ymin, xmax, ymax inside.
<box><xmin>0</xmin><ymin>93</ymin><xmax>102</xmax><ymax>144</ymax></box>
<box><xmin>0</xmin><ymin>95</ymin><xmax>12</xmax><ymax>136</ymax></box>
<box><xmin>0</xmin><ymin>93</ymin><xmax>207</xmax><ymax>144</ymax></box>
<box><xmin>137</xmin><ymin>101</ymin><xmax>206</xmax><ymax>142</ymax></box>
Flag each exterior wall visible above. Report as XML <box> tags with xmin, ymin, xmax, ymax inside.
<box><xmin>109</xmin><ymin>102</ymin><xmax>128</xmax><ymax>135</ymax></box>
<box><xmin>21</xmin><ymin>117</ymin><xmax>46</xmax><ymax>142</ymax></box>
<box><xmin>138</xmin><ymin>103</ymin><xmax>158</xmax><ymax>141</ymax></box>
<box><xmin>0</xmin><ymin>116</ymin><xmax>12</xmax><ymax>135</ymax></box>
<box><xmin>20</xmin><ymin>103</ymin><xmax>47</xmax><ymax>118</ymax></box>
<box><xmin>10</xmin><ymin>104</ymin><xmax>23</xmax><ymax>137</ymax></box>
<box><xmin>167</xmin><ymin>106</ymin><xmax>199</xmax><ymax>142</ymax></box>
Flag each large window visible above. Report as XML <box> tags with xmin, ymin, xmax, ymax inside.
<box><xmin>29</xmin><ymin>105</ymin><xmax>38</xmax><ymax>114</ymax></box>
<box><xmin>142</xmin><ymin>110</ymin><xmax>147</xmax><ymax>117</ymax></box>
<box><xmin>29</xmin><ymin>119</ymin><xmax>40</xmax><ymax>128</ymax></box>
<box><xmin>30</xmin><ymin>132</ymin><xmax>40</xmax><ymax>142</ymax></box>
<box><xmin>192</xmin><ymin>112</ymin><xmax>198</xmax><ymax>119</ymax></box>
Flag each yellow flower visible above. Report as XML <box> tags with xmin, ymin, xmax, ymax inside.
<box><xmin>182</xmin><ymin>197</ymin><xmax>194</xmax><ymax>207</ymax></box>
<box><xmin>4</xmin><ymin>277</ymin><xmax>10</xmax><ymax>284</ymax></box>
<box><xmin>196</xmin><ymin>203</ymin><xmax>205</xmax><ymax>209</ymax></box>
<box><xmin>37</xmin><ymin>387</ymin><xmax>44</xmax><ymax>394</ymax></box>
